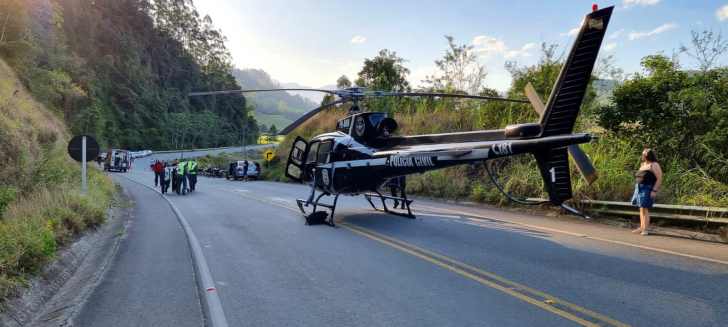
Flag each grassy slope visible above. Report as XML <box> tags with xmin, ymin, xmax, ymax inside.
<box><xmin>255</xmin><ymin>113</ymin><xmax>293</xmax><ymax>130</ymax></box>
<box><xmin>0</xmin><ymin>58</ymin><xmax>115</xmax><ymax>299</ymax></box>
<box><xmin>264</xmin><ymin>106</ymin><xmax>728</xmax><ymax>208</ymax></box>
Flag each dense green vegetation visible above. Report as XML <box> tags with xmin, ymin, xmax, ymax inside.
<box><xmin>0</xmin><ymin>58</ymin><xmax>115</xmax><ymax>299</ymax></box>
<box><xmin>267</xmin><ymin>34</ymin><xmax>728</xmax><ymax>208</ymax></box>
<box><xmin>0</xmin><ymin>0</ymin><xmax>258</xmax><ymax>150</ymax></box>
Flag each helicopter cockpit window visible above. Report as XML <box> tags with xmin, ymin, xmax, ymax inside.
<box><xmin>307</xmin><ymin>142</ymin><xmax>319</xmax><ymax>164</ymax></box>
<box><xmin>317</xmin><ymin>141</ymin><xmax>332</xmax><ymax>164</ymax></box>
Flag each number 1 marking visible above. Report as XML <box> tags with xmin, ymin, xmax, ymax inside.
<box><xmin>549</xmin><ymin>167</ymin><xmax>556</xmax><ymax>183</ymax></box>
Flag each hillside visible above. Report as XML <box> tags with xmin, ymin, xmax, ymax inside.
<box><xmin>0</xmin><ymin>57</ymin><xmax>115</xmax><ymax>298</ymax></box>
<box><xmin>232</xmin><ymin>69</ymin><xmax>320</xmax><ymax>130</ymax></box>
<box><xmin>0</xmin><ymin>0</ymin><xmax>257</xmax><ymax>150</ymax></box>
<box><xmin>278</xmin><ymin>82</ymin><xmax>337</xmax><ymax>104</ymax></box>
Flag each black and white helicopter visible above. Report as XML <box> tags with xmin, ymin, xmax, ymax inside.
<box><xmin>188</xmin><ymin>6</ymin><xmax>613</xmax><ymax>226</ymax></box>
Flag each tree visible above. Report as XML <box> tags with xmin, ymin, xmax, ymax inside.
<box><xmin>679</xmin><ymin>28</ymin><xmax>728</xmax><ymax>72</ymax></box>
<box><xmin>423</xmin><ymin>36</ymin><xmax>487</xmax><ymax>94</ymax></box>
<box><xmin>260</xmin><ymin>124</ymin><xmax>268</xmax><ymax>133</ymax></box>
<box><xmin>356</xmin><ymin>49</ymin><xmax>410</xmax><ymax>92</ymax></box>
<box><xmin>336</xmin><ymin>75</ymin><xmax>351</xmax><ymax>89</ymax></box>
<box><xmin>0</xmin><ymin>0</ymin><xmax>258</xmax><ymax>150</ymax></box>
<box><xmin>266</xmin><ymin>124</ymin><xmax>278</xmax><ymax>143</ymax></box>
<box><xmin>504</xmin><ymin>43</ymin><xmax>563</xmax><ymax>99</ymax></box>
<box><xmin>597</xmin><ymin>54</ymin><xmax>728</xmax><ymax>179</ymax></box>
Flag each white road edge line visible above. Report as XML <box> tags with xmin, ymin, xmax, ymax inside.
<box><xmin>118</xmin><ymin>175</ymin><xmax>228</xmax><ymax>327</ymax></box>
<box><xmin>418</xmin><ymin>204</ymin><xmax>728</xmax><ymax>266</ymax></box>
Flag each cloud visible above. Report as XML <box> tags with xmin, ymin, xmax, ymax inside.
<box><xmin>603</xmin><ymin>43</ymin><xmax>617</xmax><ymax>51</ymax></box>
<box><xmin>503</xmin><ymin>43</ymin><xmax>537</xmax><ymax>59</ymax></box>
<box><xmin>628</xmin><ymin>23</ymin><xmax>676</xmax><ymax>40</ymax></box>
<box><xmin>560</xmin><ymin>27</ymin><xmax>580</xmax><ymax>37</ymax></box>
<box><xmin>623</xmin><ymin>0</ymin><xmax>661</xmax><ymax>9</ymax></box>
<box><xmin>503</xmin><ymin>51</ymin><xmax>520</xmax><ymax>59</ymax></box>
<box><xmin>609</xmin><ymin>29</ymin><xmax>625</xmax><ymax>39</ymax></box>
<box><xmin>350</xmin><ymin>36</ymin><xmax>366</xmax><ymax>43</ymax></box>
<box><xmin>718</xmin><ymin>5</ymin><xmax>728</xmax><ymax>21</ymax></box>
<box><xmin>469</xmin><ymin>35</ymin><xmax>506</xmax><ymax>58</ymax></box>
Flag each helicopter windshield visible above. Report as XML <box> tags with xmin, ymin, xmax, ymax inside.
<box><xmin>367</xmin><ymin>113</ymin><xmax>387</xmax><ymax>129</ymax></box>
<box><xmin>307</xmin><ymin>141</ymin><xmax>319</xmax><ymax>164</ymax></box>
<box><xmin>317</xmin><ymin>141</ymin><xmax>332</xmax><ymax>164</ymax></box>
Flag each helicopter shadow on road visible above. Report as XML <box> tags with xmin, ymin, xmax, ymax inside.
<box><xmin>339</xmin><ymin>206</ymin><xmax>550</xmax><ymax>240</ymax></box>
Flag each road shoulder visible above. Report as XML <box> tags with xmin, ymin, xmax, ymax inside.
<box><xmin>71</xmin><ymin>175</ymin><xmax>204</xmax><ymax>327</ymax></box>
<box><xmin>0</xmin><ymin>188</ymin><xmax>131</xmax><ymax>326</ymax></box>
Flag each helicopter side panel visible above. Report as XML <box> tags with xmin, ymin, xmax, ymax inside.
<box><xmin>322</xmin><ymin>133</ymin><xmax>593</xmax><ymax>195</ymax></box>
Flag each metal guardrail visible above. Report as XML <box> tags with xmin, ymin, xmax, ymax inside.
<box><xmin>527</xmin><ymin>198</ymin><xmax>728</xmax><ymax>224</ymax></box>
<box><xmin>152</xmin><ymin>144</ymin><xmax>277</xmax><ymax>154</ymax></box>
<box><xmin>152</xmin><ymin>146</ymin><xmax>238</xmax><ymax>154</ymax></box>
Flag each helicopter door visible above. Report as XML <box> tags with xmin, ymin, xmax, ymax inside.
<box><xmin>285</xmin><ymin>136</ymin><xmax>308</xmax><ymax>183</ymax></box>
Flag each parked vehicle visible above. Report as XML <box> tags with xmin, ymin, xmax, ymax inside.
<box><xmin>226</xmin><ymin>161</ymin><xmax>260</xmax><ymax>180</ymax></box>
<box><xmin>104</xmin><ymin>149</ymin><xmax>130</xmax><ymax>172</ymax></box>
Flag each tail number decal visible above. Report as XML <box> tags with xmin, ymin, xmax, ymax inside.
<box><xmin>549</xmin><ymin>167</ymin><xmax>556</xmax><ymax>182</ymax></box>
<box><xmin>389</xmin><ymin>155</ymin><xmax>436</xmax><ymax>167</ymax></box>
<box><xmin>492</xmin><ymin>142</ymin><xmax>513</xmax><ymax>156</ymax></box>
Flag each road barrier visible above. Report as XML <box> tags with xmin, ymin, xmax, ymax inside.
<box><xmin>151</xmin><ymin>144</ymin><xmax>277</xmax><ymax>155</ymax></box>
<box><xmin>527</xmin><ymin>198</ymin><xmax>728</xmax><ymax>224</ymax></box>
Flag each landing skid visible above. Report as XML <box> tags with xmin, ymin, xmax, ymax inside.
<box><xmin>364</xmin><ymin>184</ymin><xmax>416</xmax><ymax>219</ymax></box>
<box><xmin>295</xmin><ymin>186</ymin><xmax>358</xmax><ymax>227</ymax></box>
<box><xmin>561</xmin><ymin>203</ymin><xmax>590</xmax><ymax>219</ymax></box>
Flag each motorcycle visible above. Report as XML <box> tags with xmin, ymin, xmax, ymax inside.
<box><xmin>205</xmin><ymin>166</ymin><xmax>223</xmax><ymax>178</ymax></box>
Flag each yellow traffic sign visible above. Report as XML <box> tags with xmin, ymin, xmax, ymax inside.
<box><xmin>263</xmin><ymin>148</ymin><xmax>276</xmax><ymax>162</ymax></box>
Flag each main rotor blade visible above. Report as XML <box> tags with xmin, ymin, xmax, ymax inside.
<box><xmin>279</xmin><ymin>99</ymin><xmax>347</xmax><ymax>135</ymax></box>
<box><xmin>186</xmin><ymin>88</ymin><xmax>336</xmax><ymax>97</ymax></box>
<box><xmin>379</xmin><ymin>92</ymin><xmax>532</xmax><ymax>104</ymax></box>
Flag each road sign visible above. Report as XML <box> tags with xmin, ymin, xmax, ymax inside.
<box><xmin>68</xmin><ymin>135</ymin><xmax>100</xmax><ymax>162</ymax></box>
<box><xmin>263</xmin><ymin>148</ymin><xmax>276</xmax><ymax>162</ymax></box>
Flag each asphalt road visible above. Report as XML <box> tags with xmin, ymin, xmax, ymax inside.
<box><xmin>82</xmin><ymin>168</ymin><xmax>728</xmax><ymax>326</ymax></box>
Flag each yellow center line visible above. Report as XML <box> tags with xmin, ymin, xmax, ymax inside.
<box><xmin>201</xmin><ymin>183</ymin><xmax>629</xmax><ymax>327</ymax></box>
<box><xmin>342</xmin><ymin>222</ymin><xmax>631</xmax><ymax>327</ymax></box>
<box><xmin>338</xmin><ymin>223</ymin><xmax>601</xmax><ymax>327</ymax></box>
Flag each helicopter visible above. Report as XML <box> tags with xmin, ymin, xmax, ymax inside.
<box><xmin>187</xmin><ymin>5</ymin><xmax>614</xmax><ymax>226</ymax></box>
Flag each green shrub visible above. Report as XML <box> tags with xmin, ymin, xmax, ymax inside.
<box><xmin>0</xmin><ymin>187</ymin><xmax>19</xmax><ymax>215</ymax></box>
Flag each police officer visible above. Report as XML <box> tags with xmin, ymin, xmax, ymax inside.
<box><xmin>390</xmin><ymin>176</ymin><xmax>407</xmax><ymax>209</ymax></box>
<box><xmin>162</xmin><ymin>162</ymin><xmax>173</xmax><ymax>194</ymax></box>
<box><xmin>171</xmin><ymin>159</ymin><xmax>179</xmax><ymax>193</ymax></box>
<box><xmin>177</xmin><ymin>158</ymin><xmax>188</xmax><ymax>195</ymax></box>
<box><xmin>188</xmin><ymin>158</ymin><xmax>198</xmax><ymax>192</ymax></box>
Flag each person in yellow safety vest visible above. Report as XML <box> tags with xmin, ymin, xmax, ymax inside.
<box><xmin>188</xmin><ymin>158</ymin><xmax>198</xmax><ymax>192</ymax></box>
<box><xmin>176</xmin><ymin>158</ymin><xmax>188</xmax><ymax>195</ymax></box>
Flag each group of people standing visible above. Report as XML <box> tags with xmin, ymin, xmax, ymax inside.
<box><xmin>152</xmin><ymin>158</ymin><xmax>199</xmax><ymax>195</ymax></box>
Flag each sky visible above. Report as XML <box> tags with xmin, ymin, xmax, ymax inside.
<box><xmin>194</xmin><ymin>0</ymin><xmax>728</xmax><ymax>92</ymax></box>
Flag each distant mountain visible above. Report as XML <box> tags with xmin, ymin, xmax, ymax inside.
<box><xmin>232</xmin><ymin>69</ymin><xmax>321</xmax><ymax>130</ymax></box>
<box><xmin>279</xmin><ymin>82</ymin><xmax>337</xmax><ymax>104</ymax></box>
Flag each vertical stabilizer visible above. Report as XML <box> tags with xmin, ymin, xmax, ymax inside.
<box><xmin>540</xmin><ymin>6</ymin><xmax>614</xmax><ymax>137</ymax></box>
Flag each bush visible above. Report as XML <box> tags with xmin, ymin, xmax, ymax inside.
<box><xmin>0</xmin><ymin>187</ymin><xmax>19</xmax><ymax>215</ymax></box>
